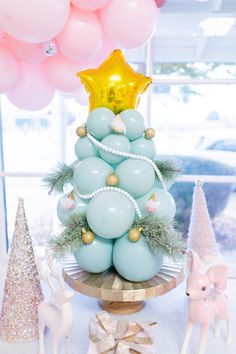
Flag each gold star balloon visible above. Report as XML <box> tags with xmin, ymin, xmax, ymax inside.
<box><xmin>77</xmin><ymin>50</ymin><xmax>152</xmax><ymax>114</ymax></box>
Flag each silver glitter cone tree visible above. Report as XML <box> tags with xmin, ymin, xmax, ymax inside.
<box><xmin>0</xmin><ymin>198</ymin><xmax>43</xmax><ymax>342</ymax></box>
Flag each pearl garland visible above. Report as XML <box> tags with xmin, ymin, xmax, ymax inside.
<box><xmin>75</xmin><ymin>186</ymin><xmax>142</xmax><ymax>219</ymax></box>
<box><xmin>87</xmin><ymin>132</ymin><xmax>167</xmax><ymax>192</ymax></box>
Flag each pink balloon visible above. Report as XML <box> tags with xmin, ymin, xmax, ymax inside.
<box><xmin>71</xmin><ymin>0</ymin><xmax>110</xmax><ymax>11</ymax></box>
<box><xmin>0</xmin><ymin>45</ymin><xmax>21</xmax><ymax>94</ymax></box>
<box><xmin>155</xmin><ymin>0</ymin><xmax>167</xmax><ymax>7</ymax></box>
<box><xmin>0</xmin><ymin>0</ymin><xmax>70</xmax><ymax>43</ymax></box>
<box><xmin>73</xmin><ymin>86</ymin><xmax>88</xmax><ymax>105</ymax></box>
<box><xmin>89</xmin><ymin>36</ymin><xmax>116</xmax><ymax>66</ymax></box>
<box><xmin>43</xmin><ymin>54</ymin><xmax>83</xmax><ymax>92</ymax></box>
<box><xmin>7</xmin><ymin>64</ymin><xmax>55</xmax><ymax>111</ymax></box>
<box><xmin>57</xmin><ymin>7</ymin><xmax>103</xmax><ymax>61</ymax></box>
<box><xmin>100</xmin><ymin>0</ymin><xmax>158</xmax><ymax>49</ymax></box>
<box><xmin>6</xmin><ymin>35</ymin><xmax>46</xmax><ymax>64</ymax></box>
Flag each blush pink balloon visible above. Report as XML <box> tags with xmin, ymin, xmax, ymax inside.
<box><xmin>0</xmin><ymin>0</ymin><xmax>70</xmax><ymax>43</ymax></box>
<box><xmin>100</xmin><ymin>0</ymin><xmax>158</xmax><ymax>49</ymax></box>
<box><xmin>155</xmin><ymin>0</ymin><xmax>167</xmax><ymax>7</ymax></box>
<box><xmin>57</xmin><ymin>7</ymin><xmax>103</xmax><ymax>61</ymax></box>
<box><xmin>0</xmin><ymin>45</ymin><xmax>21</xmax><ymax>94</ymax></box>
<box><xmin>43</xmin><ymin>54</ymin><xmax>83</xmax><ymax>92</ymax></box>
<box><xmin>6</xmin><ymin>35</ymin><xmax>46</xmax><ymax>64</ymax></box>
<box><xmin>89</xmin><ymin>36</ymin><xmax>116</xmax><ymax>66</ymax></box>
<box><xmin>7</xmin><ymin>64</ymin><xmax>55</xmax><ymax>111</ymax></box>
<box><xmin>71</xmin><ymin>0</ymin><xmax>110</xmax><ymax>11</ymax></box>
<box><xmin>73</xmin><ymin>85</ymin><xmax>88</xmax><ymax>105</ymax></box>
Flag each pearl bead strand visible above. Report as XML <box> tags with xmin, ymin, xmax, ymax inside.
<box><xmin>87</xmin><ymin>133</ymin><xmax>167</xmax><ymax>192</ymax></box>
<box><xmin>74</xmin><ymin>185</ymin><xmax>142</xmax><ymax>219</ymax></box>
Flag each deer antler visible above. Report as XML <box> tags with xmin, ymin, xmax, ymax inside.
<box><xmin>45</xmin><ymin>250</ymin><xmax>65</xmax><ymax>290</ymax></box>
<box><xmin>35</xmin><ymin>255</ymin><xmax>56</xmax><ymax>293</ymax></box>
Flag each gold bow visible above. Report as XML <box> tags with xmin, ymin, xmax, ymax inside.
<box><xmin>89</xmin><ymin>311</ymin><xmax>156</xmax><ymax>354</ymax></box>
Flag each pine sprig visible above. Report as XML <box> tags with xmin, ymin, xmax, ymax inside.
<box><xmin>49</xmin><ymin>213</ymin><xmax>89</xmax><ymax>258</ymax></box>
<box><xmin>43</xmin><ymin>161</ymin><xmax>75</xmax><ymax>194</ymax></box>
<box><xmin>133</xmin><ymin>215</ymin><xmax>185</xmax><ymax>260</ymax></box>
<box><xmin>154</xmin><ymin>158</ymin><xmax>181</xmax><ymax>182</ymax></box>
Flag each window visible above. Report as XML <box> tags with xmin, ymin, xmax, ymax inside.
<box><xmin>1</xmin><ymin>46</ymin><xmax>236</xmax><ymax>265</ymax></box>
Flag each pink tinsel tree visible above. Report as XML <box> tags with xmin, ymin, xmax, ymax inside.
<box><xmin>188</xmin><ymin>180</ymin><xmax>219</xmax><ymax>261</ymax></box>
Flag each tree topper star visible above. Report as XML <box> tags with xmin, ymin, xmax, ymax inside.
<box><xmin>77</xmin><ymin>49</ymin><xmax>152</xmax><ymax>114</ymax></box>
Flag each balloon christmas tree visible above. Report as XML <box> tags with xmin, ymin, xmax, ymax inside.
<box><xmin>45</xmin><ymin>50</ymin><xmax>184</xmax><ymax>282</ymax></box>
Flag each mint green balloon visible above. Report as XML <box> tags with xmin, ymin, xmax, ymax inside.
<box><xmin>73</xmin><ymin>157</ymin><xmax>113</xmax><ymax>194</ymax></box>
<box><xmin>116</xmin><ymin>159</ymin><xmax>155</xmax><ymax>198</ymax></box>
<box><xmin>131</xmin><ymin>137</ymin><xmax>156</xmax><ymax>159</ymax></box>
<box><xmin>99</xmin><ymin>134</ymin><xmax>131</xmax><ymax>164</ymax></box>
<box><xmin>75</xmin><ymin>137</ymin><xmax>98</xmax><ymax>160</ymax></box>
<box><xmin>86</xmin><ymin>191</ymin><xmax>135</xmax><ymax>238</ymax></box>
<box><xmin>155</xmin><ymin>178</ymin><xmax>173</xmax><ymax>191</ymax></box>
<box><xmin>136</xmin><ymin>187</ymin><xmax>176</xmax><ymax>221</ymax></box>
<box><xmin>74</xmin><ymin>236</ymin><xmax>113</xmax><ymax>273</ymax></box>
<box><xmin>113</xmin><ymin>234</ymin><xmax>164</xmax><ymax>282</ymax></box>
<box><xmin>87</xmin><ymin>108</ymin><xmax>115</xmax><ymax>139</ymax></box>
<box><xmin>57</xmin><ymin>193</ymin><xmax>87</xmax><ymax>224</ymax></box>
<box><xmin>120</xmin><ymin>109</ymin><xmax>145</xmax><ymax>140</ymax></box>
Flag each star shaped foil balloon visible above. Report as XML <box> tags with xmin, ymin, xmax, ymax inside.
<box><xmin>77</xmin><ymin>50</ymin><xmax>152</xmax><ymax>114</ymax></box>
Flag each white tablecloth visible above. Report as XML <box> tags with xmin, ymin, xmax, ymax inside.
<box><xmin>0</xmin><ymin>262</ymin><xmax>235</xmax><ymax>354</ymax></box>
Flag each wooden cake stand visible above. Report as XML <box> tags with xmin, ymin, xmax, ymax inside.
<box><xmin>63</xmin><ymin>257</ymin><xmax>184</xmax><ymax>314</ymax></box>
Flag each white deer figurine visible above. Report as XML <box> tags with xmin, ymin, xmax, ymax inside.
<box><xmin>180</xmin><ymin>250</ymin><xmax>232</xmax><ymax>354</ymax></box>
<box><xmin>36</xmin><ymin>252</ymin><xmax>74</xmax><ymax>354</ymax></box>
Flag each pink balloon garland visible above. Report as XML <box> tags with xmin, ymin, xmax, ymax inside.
<box><xmin>0</xmin><ymin>0</ymin><xmax>159</xmax><ymax>111</ymax></box>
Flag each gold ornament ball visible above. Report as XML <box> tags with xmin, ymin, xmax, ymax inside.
<box><xmin>82</xmin><ymin>230</ymin><xmax>94</xmax><ymax>245</ymax></box>
<box><xmin>106</xmin><ymin>172</ymin><xmax>119</xmax><ymax>186</ymax></box>
<box><xmin>76</xmin><ymin>126</ymin><xmax>87</xmax><ymax>138</ymax></box>
<box><xmin>128</xmin><ymin>227</ymin><xmax>143</xmax><ymax>242</ymax></box>
<box><xmin>145</xmin><ymin>128</ymin><xmax>155</xmax><ymax>140</ymax></box>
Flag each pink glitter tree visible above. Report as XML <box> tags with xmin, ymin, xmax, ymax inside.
<box><xmin>188</xmin><ymin>181</ymin><xmax>219</xmax><ymax>261</ymax></box>
<box><xmin>0</xmin><ymin>198</ymin><xmax>43</xmax><ymax>342</ymax></box>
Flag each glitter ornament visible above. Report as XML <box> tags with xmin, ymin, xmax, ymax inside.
<box><xmin>110</xmin><ymin>114</ymin><xmax>126</xmax><ymax>134</ymax></box>
<box><xmin>82</xmin><ymin>228</ymin><xmax>95</xmax><ymax>245</ymax></box>
<box><xmin>42</xmin><ymin>40</ymin><xmax>57</xmax><ymax>57</ymax></box>
<box><xmin>106</xmin><ymin>172</ymin><xmax>119</xmax><ymax>186</ymax></box>
<box><xmin>188</xmin><ymin>180</ymin><xmax>219</xmax><ymax>262</ymax></box>
<box><xmin>145</xmin><ymin>193</ymin><xmax>160</xmax><ymax>213</ymax></box>
<box><xmin>76</xmin><ymin>125</ymin><xmax>87</xmax><ymax>138</ymax></box>
<box><xmin>144</xmin><ymin>128</ymin><xmax>155</xmax><ymax>140</ymax></box>
<box><xmin>128</xmin><ymin>227</ymin><xmax>143</xmax><ymax>242</ymax></box>
<box><xmin>0</xmin><ymin>198</ymin><xmax>43</xmax><ymax>342</ymax></box>
<box><xmin>60</xmin><ymin>191</ymin><xmax>75</xmax><ymax>211</ymax></box>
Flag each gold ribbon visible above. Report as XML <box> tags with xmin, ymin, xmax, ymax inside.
<box><xmin>89</xmin><ymin>311</ymin><xmax>157</xmax><ymax>354</ymax></box>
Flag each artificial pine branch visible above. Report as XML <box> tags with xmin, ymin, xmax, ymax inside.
<box><xmin>49</xmin><ymin>213</ymin><xmax>90</xmax><ymax>258</ymax></box>
<box><xmin>154</xmin><ymin>158</ymin><xmax>182</xmax><ymax>182</ymax></box>
<box><xmin>43</xmin><ymin>161</ymin><xmax>75</xmax><ymax>194</ymax></box>
<box><xmin>133</xmin><ymin>215</ymin><xmax>185</xmax><ymax>260</ymax></box>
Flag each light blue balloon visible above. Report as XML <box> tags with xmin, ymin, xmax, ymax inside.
<box><xmin>57</xmin><ymin>193</ymin><xmax>87</xmax><ymax>224</ymax></box>
<box><xmin>86</xmin><ymin>191</ymin><xmax>135</xmax><ymax>238</ymax></box>
<box><xmin>99</xmin><ymin>134</ymin><xmax>131</xmax><ymax>164</ymax></box>
<box><xmin>131</xmin><ymin>137</ymin><xmax>156</xmax><ymax>159</ymax></box>
<box><xmin>74</xmin><ymin>236</ymin><xmax>113</xmax><ymax>273</ymax></box>
<box><xmin>136</xmin><ymin>187</ymin><xmax>176</xmax><ymax>221</ymax></box>
<box><xmin>115</xmin><ymin>159</ymin><xmax>155</xmax><ymax>198</ymax></box>
<box><xmin>87</xmin><ymin>108</ymin><xmax>115</xmax><ymax>139</ymax></box>
<box><xmin>74</xmin><ymin>137</ymin><xmax>98</xmax><ymax>160</ymax></box>
<box><xmin>155</xmin><ymin>178</ymin><xmax>173</xmax><ymax>191</ymax></box>
<box><xmin>113</xmin><ymin>234</ymin><xmax>164</xmax><ymax>282</ymax></box>
<box><xmin>120</xmin><ymin>109</ymin><xmax>145</xmax><ymax>140</ymax></box>
<box><xmin>73</xmin><ymin>157</ymin><xmax>113</xmax><ymax>194</ymax></box>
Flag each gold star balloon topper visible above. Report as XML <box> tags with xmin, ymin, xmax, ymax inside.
<box><xmin>77</xmin><ymin>49</ymin><xmax>152</xmax><ymax>114</ymax></box>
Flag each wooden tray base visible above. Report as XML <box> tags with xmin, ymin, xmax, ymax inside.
<box><xmin>99</xmin><ymin>300</ymin><xmax>145</xmax><ymax>315</ymax></box>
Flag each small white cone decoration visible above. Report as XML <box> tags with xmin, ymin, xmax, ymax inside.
<box><xmin>188</xmin><ymin>180</ymin><xmax>219</xmax><ymax>264</ymax></box>
<box><xmin>0</xmin><ymin>198</ymin><xmax>43</xmax><ymax>342</ymax></box>
<box><xmin>110</xmin><ymin>114</ymin><xmax>126</xmax><ymax>134</ymax></box>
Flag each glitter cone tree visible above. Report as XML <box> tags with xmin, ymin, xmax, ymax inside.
<box><xmin>0</xmin><ymin>198</ymin><xmax>43</xmax><ymax>342</ymax></box>
<box><xmin>188</xmin><ymin>181</ymin><xmax>219</xmax><ymax>261</ymax></box>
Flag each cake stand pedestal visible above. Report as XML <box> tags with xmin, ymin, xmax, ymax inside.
<box><xmin>63</xmin><ymin>257</ymin><xmax>184</xmax><ymax>315</ymax></box>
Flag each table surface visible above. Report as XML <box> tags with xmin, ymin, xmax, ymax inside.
<box><xmin>0</xmin><ymin>261</ymin><xmax>235</xmax><ymax>354</ymax></box>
